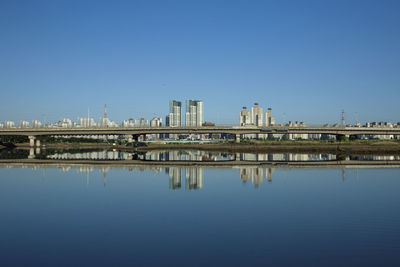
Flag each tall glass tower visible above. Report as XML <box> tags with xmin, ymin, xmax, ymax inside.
<box><xmin>185</xmin><ymin>100</ymin><xmax>203</xmax><ymax>126</ymax></box>
<box><xmin>168</xmin><ymin>100</ymin><xmax>182</xmax><ymax>126</ymax></box>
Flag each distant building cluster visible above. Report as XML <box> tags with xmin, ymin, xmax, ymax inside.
<box><xmin>1</xmin><ymin>101</ymin><xmax>400</xmax><ymax>141</ymax></box>
<box><xmin>239</xmin><ymin>103</ymin><xmax>276</xmax><ymax>127</ymax></box>
<box><xmin>165</xmin><ymin>99</ymin><xmax>204</xmax><ymax>127</ymax></box>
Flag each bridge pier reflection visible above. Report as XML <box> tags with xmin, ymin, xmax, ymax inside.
<box><xmin>29</xmin><ymin>136</ymin><xmax>35</xmax><ymax>147</ymax></box>
<box><xmin>28</xmin><ymin>147</ymin><xmax>41</xmax><ymax>159</ymax></box>
<box><xmin>28</xmin><ymin>135</ymin><xmax>45</xmax><ymax>147</ymax></box>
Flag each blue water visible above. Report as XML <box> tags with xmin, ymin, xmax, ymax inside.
<box><xmin>1</xmin><ymin>166</ymin><xmax>400</xmax><ymax>266</ymax></box>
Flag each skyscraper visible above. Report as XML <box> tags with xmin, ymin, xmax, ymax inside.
<box><xmin>185</xmin><ymin>100</ymin><xmax>203</xmax><ymax>126</ymax></box>
<box><xmin>250</xmin><ymin>103</ymin><xmax>263</xmax><ymax>126</ymax></box>
<box><xmin>265</xmin><ymin>108</ymin><xmax>275</xmax><ymax>126</ymax></box>
<box><xmin>169</xmin><ymin>100</ymin><xmax>182</xmax><ymax>127</ymax></box>
<box><xmin>239</xmin><ymin>106</ymin><xmax>250</xmax><ymax>126</ymax></box>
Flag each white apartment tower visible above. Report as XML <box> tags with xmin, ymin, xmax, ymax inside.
<box><xmin>239</xmin><ymin>107</ymin><xmax>250</xmax><ymax>126</ymax></box>
<box><xmin>168</xmin><ymin>100</ymin><xmax>182</xmax><ymax>127</ymax></box>
<box><xmin>265</xmin><ymin>108</ymin><xmax>275</xmax><ymax>126</ymax></box>
<box><xmin>32</xmin><ymin>120</ymin><xmax>42</xmax><ymax>128</ymax></box>
<box><xmin>20</xmin><ymin>120</ymin><xmax>30</xmax><ymax>128</ymax></box>
<box><xmin>250</xmin><ymin>103</ymin><xmax>263</xmax><ymax>126</ymax></box>
<box><xmin>185</xmin><ymin>100</ymin><xmax>203</xmax><ymax>126</ymax></box>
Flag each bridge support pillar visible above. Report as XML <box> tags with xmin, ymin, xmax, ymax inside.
<box><xmin>235</xmin><ymin>134</ymin><xmax>240</xmax><ymax>143</ymax></box>
<box><xmin>28</xmin><ymin>136</ymin><xmax>36</xmax><ymax>147</ymax></box>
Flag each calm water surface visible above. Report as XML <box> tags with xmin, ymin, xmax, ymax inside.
<box><xmin>1</xmin><ymin>160</ymin><xmax>400</xmax><ymax>266</ymax></box>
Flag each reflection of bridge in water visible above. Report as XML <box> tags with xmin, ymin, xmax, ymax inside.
<box><xmin>18</xmin><ymin>148</ymin><xmax>400</xmax><ymax>163</ymax></box>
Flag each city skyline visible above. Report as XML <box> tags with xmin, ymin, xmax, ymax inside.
<box><xmin>1</xmin><ymin>1</ymin><xmax>400</xmax><ymax>125</ymax></box>
<box><xmin>1</xmin><ymin>100</ymin><xmax>400</xmax><ymax>128</ymax></box>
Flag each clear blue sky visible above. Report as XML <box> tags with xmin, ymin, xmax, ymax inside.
<box><xmin>1</xmin><ymin>0</ymin><xmax>399</xmax><ymax>125</ymax></box>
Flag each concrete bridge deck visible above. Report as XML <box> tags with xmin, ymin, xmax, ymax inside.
<box><xmin>1</xmin><ymin>126</ymin><xmax>400</xmax><ymax>136</ymax></box>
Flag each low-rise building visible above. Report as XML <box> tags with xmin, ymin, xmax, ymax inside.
<box><xmin>56</xmin><ymin>118</ymin><xmax>73</xmax><ymax>128</ymax></box>
<box><xmin>5</xmin><ymin>121</ymin><xmax>15</xmax><ymax>128</ymax></box>
<box><xmin>20</xmin><ymin>120</ymin><xmax>30</xmax><ymax>128</ymax></box>
<box><xmin>32</xmin><ymin>120</ymin><xmax>42</xmax><ymax>128</ymax></box>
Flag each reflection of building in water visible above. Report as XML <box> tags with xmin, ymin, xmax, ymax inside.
<box><xmin>147</xmin><ymin>150</ymin><xmax>231</xmax><ymax>161</ymax></box>
<box><xmin>165</xmin><ymin>167</ymin><xmax>203</xmax><ymax>190</ymax></box>
<box><xmin>151</xmin><ymin>167</ymin><xmax>162</xmax><ymax>174</ymax></box>
<box><xmin>99</xmin><ymin>166</ymin><xmax>110</xmax><ymax>187</ymax></box>
<box><xmin>350</xmin><ymin>155</ymin><xmax>400</xmax><ymax>161</ymax></box>
<box><xmin>185</xmin><ymin>168</ymin><xmax>203</xmax><ymax>190</ymax></box>
<box><xmin>239</xmin><ymin>167</ymin><xmax>275</xmax><ymax>187</ymax></box>
<box><xmin>265</xmin><ymin>168</ymin><xmax>274</xmax><ymax>182</ymax></box>
<box><xmin>48</xmin><ymin>150</ymin><xmax>129</xmax><ymax>160</ymax></box>
<box><xmin>59</xmin><ymin>166</ymin><xmax>71</xmax><ymax>172</ymax></box>
<box><xmin>166</xmin><ymin>167</ymin><xmax>182</xmax><ymax>190</ymax></box>
<box><xmin>238</xmin><ymin>153</ymin><xmax>336</xmax><ymax>161</ymax></box>
<box><xmin>77</xmin><ymin>166</ymin><xmax>94</xmax><ymax>173</ymax></box>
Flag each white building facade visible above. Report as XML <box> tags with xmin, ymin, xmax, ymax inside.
<box><xmin>185</xmin><ymin>100</ymin><xmax>203</xmax><ymax>127</ymax></box>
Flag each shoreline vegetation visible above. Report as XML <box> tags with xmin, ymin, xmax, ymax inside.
<box><xmin>5</xmin><ymin>139</ymin><xmax>400</xmax><ymax>154</ymax></box>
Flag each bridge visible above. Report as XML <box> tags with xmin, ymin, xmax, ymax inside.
<box><xmin>0</xmin><ymin>126</ymin><xmax>400</xmax><ymax>146</ymax></box>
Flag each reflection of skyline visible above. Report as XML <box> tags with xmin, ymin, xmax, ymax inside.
<box><xmin>166</xmin><ymin>167</ymin><xmax>203</xmax><ymax>190</ymax></box>
<box><xmin>166</xmin><ymin>167</ymin><xmax>182</xmax><ymax>190</ymax></box>
<box><xmin>0</xmin><ymin>160</ymin><xmax>400</xmax><ymax>190</ymax></box>
<box><xmin>8</xmin><ymin>148</ymin><xmax>400</xmax><ymax>163</ymax></box>
<box><xmin>186</xmin><ymin>167</ymin><xmax>203</xmax><ymax>190</ymax></box>
<box><xmin>48</xmin><ymin>150</ymin><xmax>130</xmax><ymax>160</ymax></box>
<box><xmin>239</xmin><ymin>167</ymin><xmax>275</xmax><ymax>187</ymax></box>
<box><xmin>147</xmin><ymin>150</ymin><xmax>234</xmax><ymax>161</ymax></box>
<box><xmin>0</xmin><ymin>163</ymin><xmax>277</xmax><ymax>189</ymax></box>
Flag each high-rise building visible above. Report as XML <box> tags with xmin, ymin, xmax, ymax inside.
<box><xmin>265</xmin><ymin>108</ymin><xmax>275</xmax><ymax>126</ymax></box>
<box><xmin>239</xmin><ymin>107</ymin><xmax>250</xmax><ymax>126</ymax></box>
<box><xmin>185</xmin><ymin>100</ymin><xmax>203</xmax><ymax>126</ymax></box>
<box><xmin>169</xmin><ymin>100</ymin><xmax>182</xmax><ymax>127</ymax></box>
<box><xmin>250</xmin><ymin>103</ymin><xmax>263</xmax><ymax>126</ymax></box>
